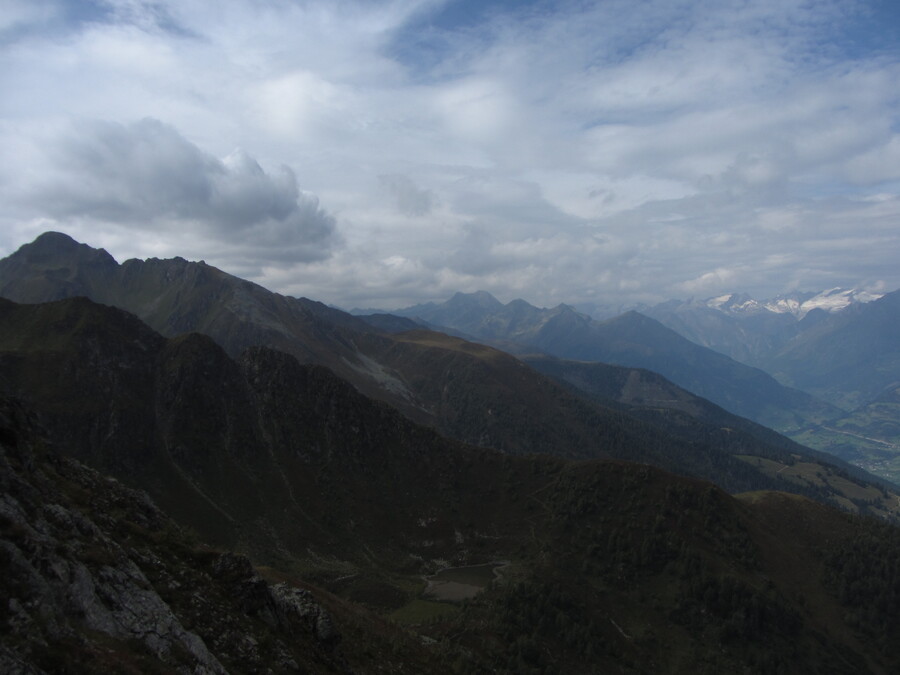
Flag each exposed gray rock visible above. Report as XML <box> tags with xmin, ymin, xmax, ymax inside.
<box><xmin>1</xmin><ymin>466</ymin><xmax>226</xmax><ymax>673</ymax></box>
<box><xmin>0</xmin><ymin>396</ymin><xmax>352</xmax><ymax>673</ymax></box>
<box><xmin>270</xmin><ymin>582</ymin><xmax>340</xmax><ymax>644</ymax></box>
<box><xmin>212</xmin><ymin>551</ymin><xmax>341</xmax><ymax>645</ymax></box>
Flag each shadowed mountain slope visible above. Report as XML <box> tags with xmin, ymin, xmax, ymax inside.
<box><xmin>0</xmin><ymin>234</ymin><xmax>852</xmax><ymax>497</ymax></box>
<box><xmin>3</xmin><ymin>345</ymin><xmax>900</xmax><ymax>673</ymax></box>
<box><xmin>522</xmin><ymin>354</ymin><xmax>900</xmax><ymax>506</ymax></box>
<box><xmin>2</xmin><ymin>296</ymin><xmax>897</xmax><ymax>520</ymax></box>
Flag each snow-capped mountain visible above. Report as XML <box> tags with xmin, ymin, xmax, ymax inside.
<box><xmin>704</xmin><ymin>288</ymin><xmax>882</xmax><ymax>319</ymax></box>
<box><xmin>642</xmin><ymin>288</ymin><xmax>885</xmax><ymax>369</ymax></box>
<box><xmin>762</xmin><ymin>288</ymin><xmax>883</xmax><ymax>318</ymax></box>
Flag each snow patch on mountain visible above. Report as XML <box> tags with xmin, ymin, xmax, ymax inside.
<box><xmin>702</xmin><ymin>288</ymin><xmax>882</xmax><ymax>319</ymax></box>
<box><xmin>764</xmin><ymin>288</ymin><xmax>883</xmax><ymax>318</ymax></box>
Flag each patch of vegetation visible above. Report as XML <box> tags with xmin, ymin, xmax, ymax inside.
<box><xmin>822</xmin><ymin>517</ymin><xmax>900</xmax><ymax>671</ymax></box>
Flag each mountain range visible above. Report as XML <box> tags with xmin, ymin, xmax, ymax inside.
<box><xmin>386</xmin><ymin>288</ymin><xmax>900</xmax><ymax>484</ymax></box>
<box><xmin>0</xmin><ymin>233</ymin><xmax>871</xmax><ymax>491</ymax></box>
<box><xmin>559</xmin><ymin>287</ymin><xmax>881</xmax><ymax>325</ymax></box>
<box><xmin>633</xmin><ymin>289</ymin><xmax>900</xmax><ymax>479</ymax></box>
<box><xmin>387</xmin><ymin>291</ymin><xmax>839</xmax><ymax>433</ymax></box>
<box><xmin>640</xmin><ymin>289</ymin><xmax>888</xmax><ymax>386</ymax></box>
<box><xmin>3</xmin><ymin>232</ymin><xmax>900</xmax><ymax>672</ymax></box>
<box><xmin>0</xmin><ymin>232</ymin><xmax>891</xmax><ymax>504</ymax></box>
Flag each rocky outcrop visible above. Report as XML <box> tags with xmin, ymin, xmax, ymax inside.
<box><xmin>0</xmin><ymin>397</ymin><xmax>346</xmax><ymax>673</ymax></box>
<box><xmin>0</xmin><ymin>397</ymin><xmax>222</xmax><ymax>673</ymax></box>
<box><xmin>211</xmin><ymin>552</ymin><xmax>341</xmax><ymax>645</ymax></box>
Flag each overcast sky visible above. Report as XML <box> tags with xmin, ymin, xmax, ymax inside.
<box><xmin>2</xmin><ymin>0</ymin><xmax>899</xmax><ymax>311</ymax></box>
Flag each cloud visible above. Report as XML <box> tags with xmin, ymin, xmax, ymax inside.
<box><xmin>1</xmin><ymin>0</ymin><xmax>899</xmax><ymax>309</ymax></box>
<box><xmin>0</xmin><ymin>0</ymin><xmax>57</xmax><ymax>36</ymax></box>
<box><xmin>14</xmin><ymin>118</ymin><xmax>337</xmax><ymax>265</ymax></box>
<box><xmin>677</xmin><ymin>267</ymin><xmax>741</xmax><ymax>296</ymax></box>
<box><xmin>379</xmin><ymin>173</ymin><xmax>434</xmax><ymax>216</ymax></box>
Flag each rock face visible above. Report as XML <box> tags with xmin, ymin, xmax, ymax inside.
<box><xmin>210</xmin><ymin>552</ymin><xmax>340</xmax><ymax>645</ymax></box>
<box><xmin>0</xmin><ymin>396</ymin><xmax>347</xmax><ymax>674</ymax></box>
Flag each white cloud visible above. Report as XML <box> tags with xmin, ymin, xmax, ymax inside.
<box><xmin>0</xmin><ymin>0</ymin><xmax>57</xmax><ymax>33</ymax></box>
<box><xmin>379</xmin><ymin>174</ymin><xmax>435</xmax><ymax>216</ymax></box>
<box><xmin>4</xmin><ymin>118</ymin><xmax>337</xmax><ymax>267</ymax></box>
<box><xmin>1</xmin><ymin>0</ymin><xmax>899</xmax><ymax>308</ymax></box>
<box><xmin>846</xmin><ymin>136</ymin><xmax>900</xmax><ymax>185</ymax></box>
<box><xmin>677</xmin><ymin>267</ymin><xmax>741</xmax><ymax>296</ymax></box>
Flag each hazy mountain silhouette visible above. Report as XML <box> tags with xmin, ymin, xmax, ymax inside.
<box><xmin>391</xmin><ymin>291</ymin><xmax>841</xmax><ymax>432</ymax></box>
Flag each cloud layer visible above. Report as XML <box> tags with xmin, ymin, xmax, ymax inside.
<box><xmin>4</xmin><ymin>118</ymin><xmax>337</xmax><ymax>272</ymax></box>
<box><xmin>1</xmin><ymin>0</ymin><xmax>899</xmax><ymax>309</ymax></box>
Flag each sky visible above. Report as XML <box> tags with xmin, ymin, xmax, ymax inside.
<box><xmin>1</xmin><ymin>0</ymin><xmax>899</xmax><ymax>312</ymax></box>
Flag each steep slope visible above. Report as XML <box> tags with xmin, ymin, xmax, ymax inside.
<box><xmin>0</xmin><ymin>233</ymin><xmax>635</xmax><ymax>460</ymax></box>
<box><xmin>523</xmin><ymin>354</ymin><xmax>900</xmax><ymax>511</ymax></box>
<box><xmin>0</xmin><ymin>396</ymin><xmax>446</xmax><ymax>674</ymax></box>
<box><xmin>643</xmin><ymin>296</ymin><xmax>801</xmax><ymax>367</ymax></box>
<box><xmin>0</xmin><ymin>231</ymin><xmax>383</xmax><ymax>386</ymax></box>
<box><xmin>393</xmin><ymin>292</ymin><xmax>842</xmax><ymax>432</ymax></box>
<box><xmin>0</xmin><ymin>297</ymin><xmax>498</xmax><ymax>563</ymax></box>
<box><xmin>3</xmin><ymin>300</ymin><xmax>900</xmax><ymax>672</ymax></box>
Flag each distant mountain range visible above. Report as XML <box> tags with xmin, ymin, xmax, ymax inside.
<box><xmin>384</xmin><ymin>288</ymin><xmax>900</xmax><ymax>484</ymax></box>
<box><xmin>641</xmin><ymin>288</ymin><xmax>883</xmax><ymax>370</ymax></box>
<box><xmin>687</xmin><ymin>288</ymin><xmax>881</xmax><ymax>319</ymax></box>
<box><xmin>640</xmin><ymin>289</ymin><xmax>900</xmax><ymax>478</ymax></box>
<box><xmin>766</xmin><ymin>290</ymin><xmax>900</xmax><ymax>408</ymax></box>
<box><xmin>386</xmin><ymin>291</ymin><xmax>840</xmax><ymax>434</ymax></box>
<box><xmin>3</xmin><ymin>232</ymin><xmax>900</xmax><ymax>672</ymax></box>
<box><xmin>554</xmin><ymin>287</ymin><xmax>881</xmax><ymax>324</ymax></box>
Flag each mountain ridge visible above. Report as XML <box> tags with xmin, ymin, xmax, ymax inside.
<box><xmin>0</xmin><ymin>232</ymin><xmax>863</xmax><ymax>501</ymax></box>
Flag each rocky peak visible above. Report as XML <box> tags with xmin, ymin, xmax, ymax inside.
<box><xmin>14</xmin><ymin>231</ymin><xmax>117</xmax><ymax>268</ymax></box>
